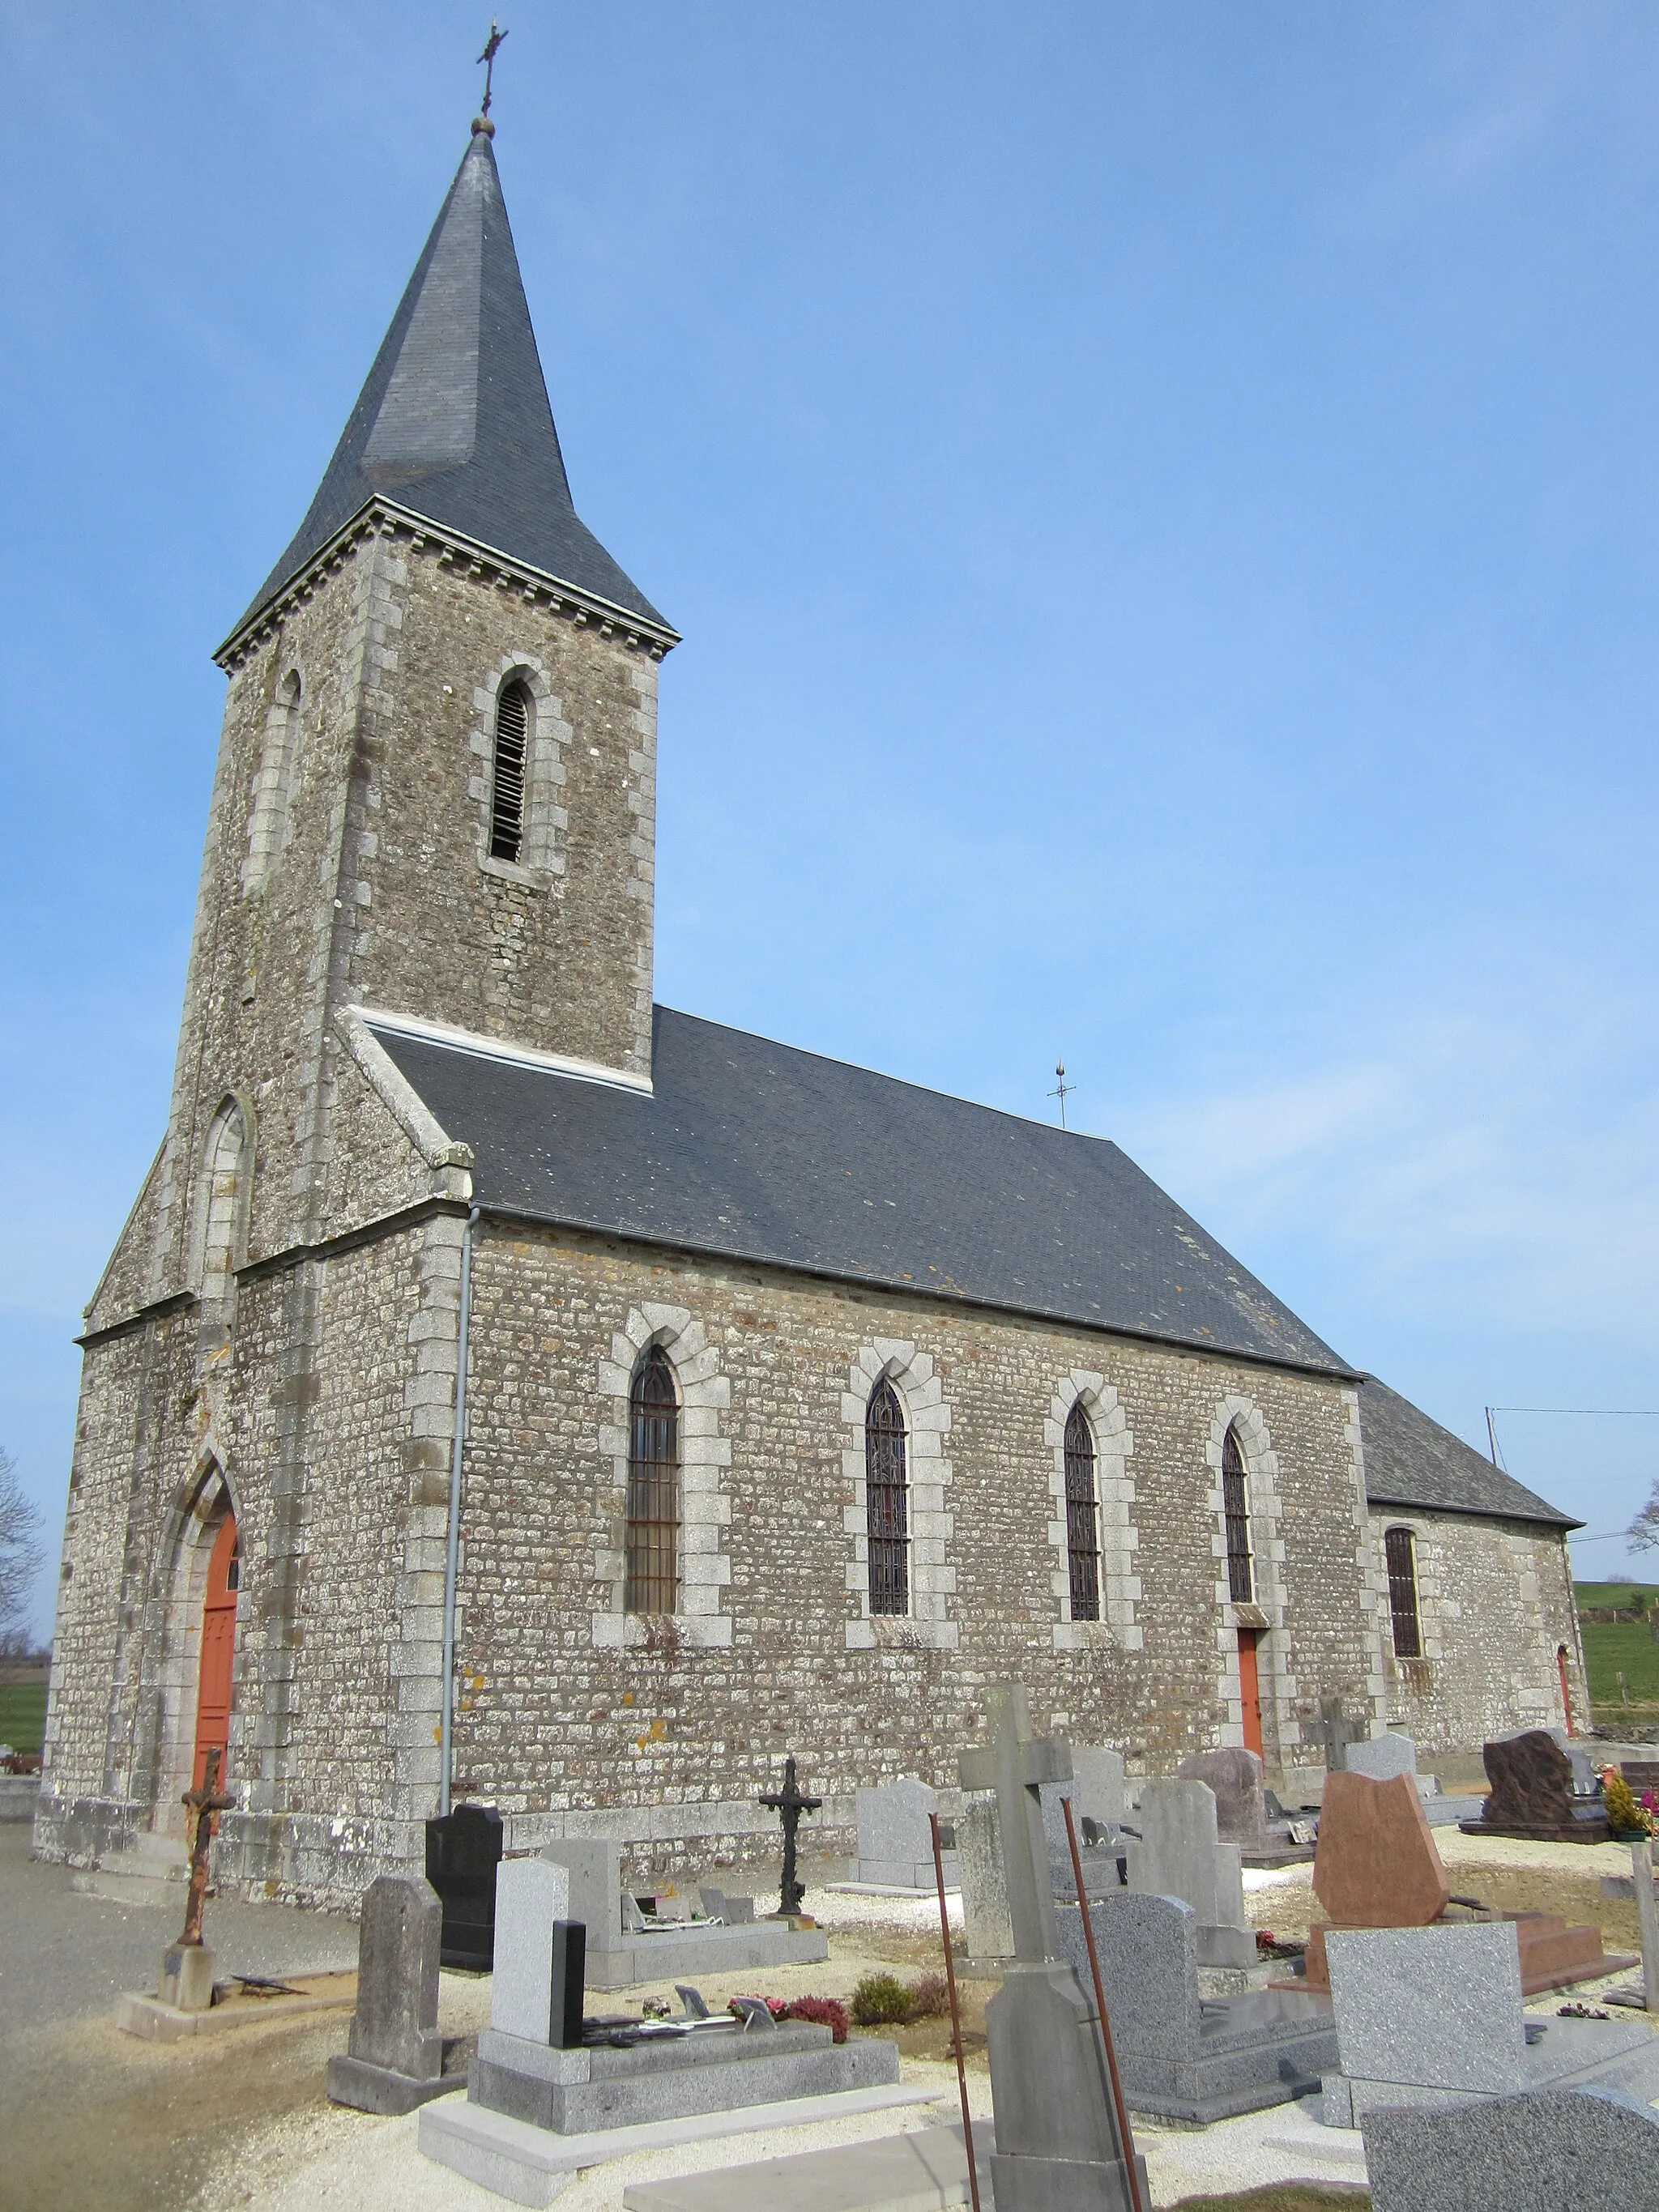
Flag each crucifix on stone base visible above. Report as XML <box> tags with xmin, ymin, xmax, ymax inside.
<box><xmin>758</xmin><ymin>1754</ymin><xmax>821</xmax><ymax>1918</ymax></box>
<box><xmin>958</xmin><ymin>1685</ymin><xmax>1147</xmax><ymax>2212</ymax></box>
<box><xmin>159</xmin><ymin>1745</ymin><xmax>234</xmax><ymax>2013</ymax></box>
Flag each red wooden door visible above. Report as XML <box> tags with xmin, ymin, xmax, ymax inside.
<box><xmin>1557</xmin><ymin>1645</ymin><xmax>1574</xmax><ymax>1736</ymax></box>
<box><xmin>1238</xmin><ymin>1628</ymin><xmax>1264</xmax><ymax>1759</ymax></box>
<box><xmin>193</xmin><ymin>1515</ymin><xmax>239</xmax><ymax>1792</ymax></box>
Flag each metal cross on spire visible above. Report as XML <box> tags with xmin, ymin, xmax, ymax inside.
<box><xmin>476</xmin><ymin>18</ymin><xmax>509</xmax><ymax>117</ymax></box>
<box><xmin>1049</xmin><ymin>1061</ymin><xmax>1075</xmax><ymax>1129</ymax></box>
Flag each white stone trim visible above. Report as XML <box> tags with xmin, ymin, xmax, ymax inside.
<box><xmin>1346</xmin><ymin>1389</ymin><xmax>1390</xmax><ymax>1720</ymax></box>
<box><xmin>592</xmin><ymin>1304</ymin><xmax>731</xmax><ymax>1650</ymax></box>
<box><xmin>1205</xmin><ymin>1396</ymin><xmax>1299</xmax><ymax>1754</ymax></box>
<box><xmin>335</xmin><ymin>1007</ymin><xmax>476</xmax><ymax>1171</ymax></box>
<box><xmin>469</xmin><ymin>652</ymin><xmax>570</xmax><ymax>882</ymax></box>
<box><xmin>1046</xmin><ymin>1374</ymin><xmax>1141</xmax><ymax>1652</ymax></box>
<box><xmin>241</xmin><ymin>667</ymin><xmax>303</xmax><ymax>897</ymax></box>
<box><xmin>840</xmin><ymin>1340</ymin><xmax>957</xmax><ymax>1652</ymax></box>
<box><xmin>188</xmin><ymin>1093</ymin><xmax>254</xmax><ymax>1318</ymax></box>
<box><xmin>353</xmin><ymin>1004</ymin><xmax>652</xmax><ymax>1095</ymax></box>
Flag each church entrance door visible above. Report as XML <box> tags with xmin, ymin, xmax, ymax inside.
<box><xmin>1237</xmin><ymin>1628</ymin><xmax>1264</xmax><ymax>1760</ymax></box>
<box><xmin>193</xmin><ymin>1513</ymin><xmax>239</xmax><ymax>1792</ymax></box>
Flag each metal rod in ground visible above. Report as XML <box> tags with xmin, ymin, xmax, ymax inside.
<box><xmin>930</xmin><ymin>1810</ymin><xmax>982</xmax><ymax>2212</ymax></box>
<box><xmin>1061</xmin><ymin>1792</ymin><xmax>1145</xmax><ymax>2212</ymax></box>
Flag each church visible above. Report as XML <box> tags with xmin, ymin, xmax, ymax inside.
<box><xmin>38</xmin><ymin>121</ymin><xmax>1587</xmax><ymax>1905</ymax></box>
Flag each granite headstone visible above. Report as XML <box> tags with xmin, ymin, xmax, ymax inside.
<box><xmin>1176</xmin><ymin>1748</ymin><xmax>1267</xmax><ymax>1845</ymax></box>
<box><xmin>424</xmin><ymin>1803</ymin><xmax>503</xmax><ymax>1971</ymax></box>
<box><xmin>1342</xmin><ymin>1733</ymin><xmax>1418</xmax><ymax>1784</ymax></box>
<box><xmin>1126</xmin><ymin>1779</ymin><xmax>1255</xmax><ymax>1969</ymax></box>
<box><xmin>1363</xmin><ymin>2086</ymin><xmax>1659</xmax><ymax>2212</ymax></box>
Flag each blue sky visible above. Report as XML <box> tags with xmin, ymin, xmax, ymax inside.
<box><xmin>4</xmin><ymin>3</ymin><xmax>1659</xmax><ymax>1641</ymax></box>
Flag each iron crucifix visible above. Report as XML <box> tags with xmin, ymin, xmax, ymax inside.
<box><xmin>476</xmin><ymin>19</ymin><xmax>509</xmax><ymax>117</ymax></box>
<box><xmin>177</xmin><ymin>1745</ymin><xmax>233</xmax><ymax>1949</ymax></box>
<box><xmin>759</xmin><ymin>1754</ymin><xmax>821</xmax><ymax>1917</ymax></box>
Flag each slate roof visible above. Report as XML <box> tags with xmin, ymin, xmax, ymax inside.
<box><xmin>230</xmin><ymin>130</ymin><xmax>668</xmax><ymax>644</ymax></box>
<box><xmin>372</xmin><ymin>1004</ymin><xmax>1356</xmax><ymax>1375</ymax></box>
<box><xmin>1358</xmin><ymin>1378</ymin><xmax>1580</xmax><ymax>1530</ymax></box>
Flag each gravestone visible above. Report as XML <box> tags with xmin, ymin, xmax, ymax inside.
<box><xmin>537</xmin><ymin>1837</ymin><xmax>623</xmax><ymax>1949</ymax></box>
<box><xmin>1363</xmin><ymin>2088</ymin><xmax>1659</xmax><ymax>2212</ymax></box>
<box><xmin>1055</xmin><ymin>1889</ymin><xmax>1337</xmax><ymax>2124</ymax></box>
<box><xmin>695</xmin><ymin>1885</ymin><xmax>755</xmax><ymax>1924</ymax></box>
<box><xmin>424</xmin><ymin>1803</ymin><xmax>504</xmax><ymax>1970</ymax></box>
<box><xmin>1307</xmin><ymin>1703</ymin><xmax>1369</xmax><ymax>1772</ymax></box>
<box><xmin>1343</xmin><ymin>1733</ymin><xmax>1417</xmax><ymax>1784</ymax></box>
<box><xmin>1126</xmin><ymin>1779</ymin><xmax>1255</xmax><ymax>1969</ymax></box>
<box><xmin>1461</xmin><ymin>1730</ymin><xmax>1610</xmax><ymax>1843</ymax></box>
<box><xmin>957</xmin><ymin>1684</ymin><xmax>1149</xmax><ymax>2212</ymax></box>
<box><xmin>1176</xmin><ymin>1748</ymin><xmax>1267</xmax><ymax>1845</ymax></box>
<box><xmin>489</xmin><ymin>1860</ymin><xmax>582</xmax><ymax>2045</ymax></box>
<box><xmin>538</xmin><ymin>1837</ymin><xmax>827</xmax><ymax>1988</ymax></box>
<box><xmin>852</xmin><ymin>1777</ymin><xmax>956</xmax><ymax>1890</ymax></box>
<box><xmin>1071</xmin><ymin>1745</ymin><xmax>1128</xmax><ymax>1831</ymax></box>
<box><xmin>1319</xmin><ymin>1920</ymin><xmax>1659</xmax><ymax>2128</ymax></box>
<box><xmin>326</xmin><ymin>1874</ymin><xmax>451</xmax><ymax>2115</ymax></box>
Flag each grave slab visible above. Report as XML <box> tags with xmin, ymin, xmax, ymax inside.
<box><xmin>419</xmin><ymin>2083</ymin><xmax>944</xmax><ymax>2209</ymax></box>
<box><xmin>851</xmin><ymin>1778</ymin><xmax>958</xmax><ymax>1891</ymax></box>
<box><xmin>536</xmin><ymin>1840</ymin><xmax>827</xmax><ymax>1986</ymax></box>
<box><xmin>619</xmin><ymin>2121</ymin><xmax>992</xmax><ymax>2212</ymax></box>
<box><xmin>1461</xmin><ymin>1729</ymin><xmax>1611</xmax><ymax>1843</ymax></box>
<box><xmin>1319</xmin><ymin>1921</ymin><xmax>1659</xmax><ymax>2127</ymax></box>
<box><xmin>1056</xmin><ymin>1888</ymin><xmax>1336</xmax><ymax>2124</ymax></box>
<box><xmin>1362</xmin><ymin>2086</ymin><xmax>1659</xmax><ymax>2212</ymax></box>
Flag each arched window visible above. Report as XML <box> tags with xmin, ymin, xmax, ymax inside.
<box><xmin>865</xmin><ymin>1377</ymin><xmax>909</xmax><ymax>1616</ymax></box>
<box><xmin>1064</xmin><ymin>1401</ymin><xmax>1100</xmax><ymax>1622</ymax></box>
<box><xmin>1222</xmin><ymin>1422</ymin><xmax>1252</xmax><ymax>1604</ymax></box>
<box><xmin>199</xmin><ymin>1101</ymin><xmax>246</xmax><ymax>1313</ymax></box>
<box><xmin>1385</xmin><ymin>1525</ymin><xmax>1422</xmax><ymax>1659</ymax></box>
<box><xmin>625</xmin><ymin>1345</ymin><xmax>679</xmax><ymax>1614</ymax></box>
<box><xmin>489</xmin><ymin>680</ymin><xmax>531</xmax><ymax>863</ymax></box>
<box><xmin>243</xmin><ymin>671</ymin><xmax>302</xmax><ymax>893</ymax></box>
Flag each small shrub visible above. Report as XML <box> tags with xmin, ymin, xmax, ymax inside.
<box><xmin>784</xmin><ymin>1994</ymin><xmax>849</xmax><ymax>2044</ymax></box>
<box><xmin>906</xmin><ymin>1971</ymin><xmax>951</xmax><ymax>2019</ymax></box>
<box><xmin>1602</xmin><ymin>1767</ymin><xmax>1653</xmax><ymax>1836</ymax></box>
<box><xmin>850</xmin><ymin>1971</ymin><xmax>915</xmax><ymax>2027</ymax></box>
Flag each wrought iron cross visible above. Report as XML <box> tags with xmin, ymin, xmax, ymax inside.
<box><xmin>1049</xmin><ymin>1061</ymin><xmax>1075</xmax><ymax>1130</ymax></box>
<box><xmin>758</xmin><ymin>1754</ymin><xmax>821</xmax><ymax>1917</ymax></box>
<box><xmin>177</xmin><ymin>1745</ymin><xmax>234</xmax><ymax>1949</ymax></box>
<box><xmin>476</xmin><ymin>19</ymin><xmax>509</xmax><ymax>117</ymax></box>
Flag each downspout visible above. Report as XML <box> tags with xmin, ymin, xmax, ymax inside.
<box><xmin>439</xmin><ymin>1204</ymin><xmax>480</xmax><ymax>1817</ymax></box>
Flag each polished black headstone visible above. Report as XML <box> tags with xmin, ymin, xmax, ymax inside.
<box><xmin>424</xmin><ymin>1802</ymin><xmax>503</xmax><ymax>1970</ymax></box>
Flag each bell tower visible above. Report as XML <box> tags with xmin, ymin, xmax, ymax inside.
<box><xmin>147</xmin><ymin>120</ymin><xmax>676</xmax><ymax>1285</ymax></box>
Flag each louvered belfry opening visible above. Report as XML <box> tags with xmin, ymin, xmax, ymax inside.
<box><xmin>1222</xmin><ymin>1423</ymin><xmax>1253</xmax><ymax>1605</ymax></box>
<box><xmin>865</xmin><ymin>1376</ymin><xmax>910</xmax><ymax>1616</ymax></box>
<box><xmin>625</xmin><ymin>1345</ymin><xmax>680</xmax><ymax>1614</ymax></box>
<box><xmin>1064</xmin><ymin>1401</ymin><xmax>1101</xmax><ymax>1622</ymax></box>
<box><xmin>489</xmin><ymin>680</ymin><xmax>529</xmax><ymax>862</ymax></box>
<box><xmin>1385</xmin><ymin>1525</ymin><xmax>1422</xmax><ymax>1658</ymax></box>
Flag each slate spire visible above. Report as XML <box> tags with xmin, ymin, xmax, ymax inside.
<box><xmin>233</xmin><ymin>126</ymin><xmax>667</xmax><ymax>637</ymax></box>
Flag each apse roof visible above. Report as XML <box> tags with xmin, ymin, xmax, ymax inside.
<box><xmin>229</xmin><ymin>130</ymin><xmax>668</xmax><ymax>643</ymax></box>
<box><xmin>1358</xmin><ymin>1378</ymin><xmax>1580</xmax><ymax>1530</ymax></box>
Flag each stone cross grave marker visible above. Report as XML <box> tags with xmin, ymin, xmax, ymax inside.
<box><xmin>957</xmin><ymin>1683</ymin><xmax>1147</xmax><ymax>2212</ymax></box>
<box><xmin>327</xmin><ymin>1874</ymin><xmax>450</xmax><ymax>2114</ymax></box>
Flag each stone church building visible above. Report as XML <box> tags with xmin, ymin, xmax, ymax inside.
<box><xmin>38</xmin><ymin>125</ymin><xmax>1587</xmax><ymax>1904</ymax></box>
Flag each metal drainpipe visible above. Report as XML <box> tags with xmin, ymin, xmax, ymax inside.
<box><xmin>439</xmin><ymin>1204</ymin><xmax>480</xmax><ymax>1818</ymax></box>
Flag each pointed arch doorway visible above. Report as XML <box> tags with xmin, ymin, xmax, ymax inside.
<box><xmin>193</xmin><ymin>1511</ymin><xmax>240</xmax><ymax>1791</ymax></box>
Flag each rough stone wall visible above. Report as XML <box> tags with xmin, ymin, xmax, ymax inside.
<box><xmin>1369</xmin><ymin>1506</ymin><xmax>1584</xmax><ymax>1755</ymax></box>
<box><xmin>446</xmin><ymin>1225</ymin><xmax>1384</xmax><ymax>1871</ymax></box>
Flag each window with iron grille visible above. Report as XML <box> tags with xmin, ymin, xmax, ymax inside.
<box><xmin>625</xmin><ymin>1345</ymin><xmax>679</xmax><ymax>1614</ymax></box>
<box><xmin>1064</xmin><ymin>1401</ymin><xmax>1101</xmax><ymax>1622</ymax></box>
<box><xmin>489</xmin><ymin>680</ymin><xmax>530</xmax><ymax>863</ymax></box>
<box><xmin>1222</xmin><ymin>1424</ymin><xmax>1253</xmax><ymax>1604</ymax></box>
<box><xmin>1385</xmin><ymin>1525</ymin><xmax>1422</xmax><ymax>1659</ymax></box>
<box><xmin>865</xmin><ymin>1377</ymin><xmax>909</xmax><ymax>1616</ymax></box>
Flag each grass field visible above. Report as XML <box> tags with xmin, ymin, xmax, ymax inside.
<box><xmin>0</xmin><ymin>1681</ymin><xmax>46</xmax><ymax>1754</ymax></box>
<box><xmin>1580</xmin><ymin>1619</ymin><xmax>1659</xmax><ymax>1724</ymax></box>
<box><xmin>1576</xmin><ymin>1579</ymin><xmax>1659</xmax><ymax>1611</ymax></box>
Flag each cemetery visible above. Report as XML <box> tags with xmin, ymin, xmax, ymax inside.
<box><xmin>12</xmin><ymin>1698</ymin><xmax>1659</xmax><ymax>2207</ymax></box>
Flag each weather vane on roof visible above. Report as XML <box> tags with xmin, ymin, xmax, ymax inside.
<box><xmin>1049</xmin><ymin>1060</ymin><xmax>1075</xmax><ymax>1130</ymax></box>
<box><xmin>476</xmin><ymin>19</ymin><xmax>509</xmax><ymax>119</ymax></box>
